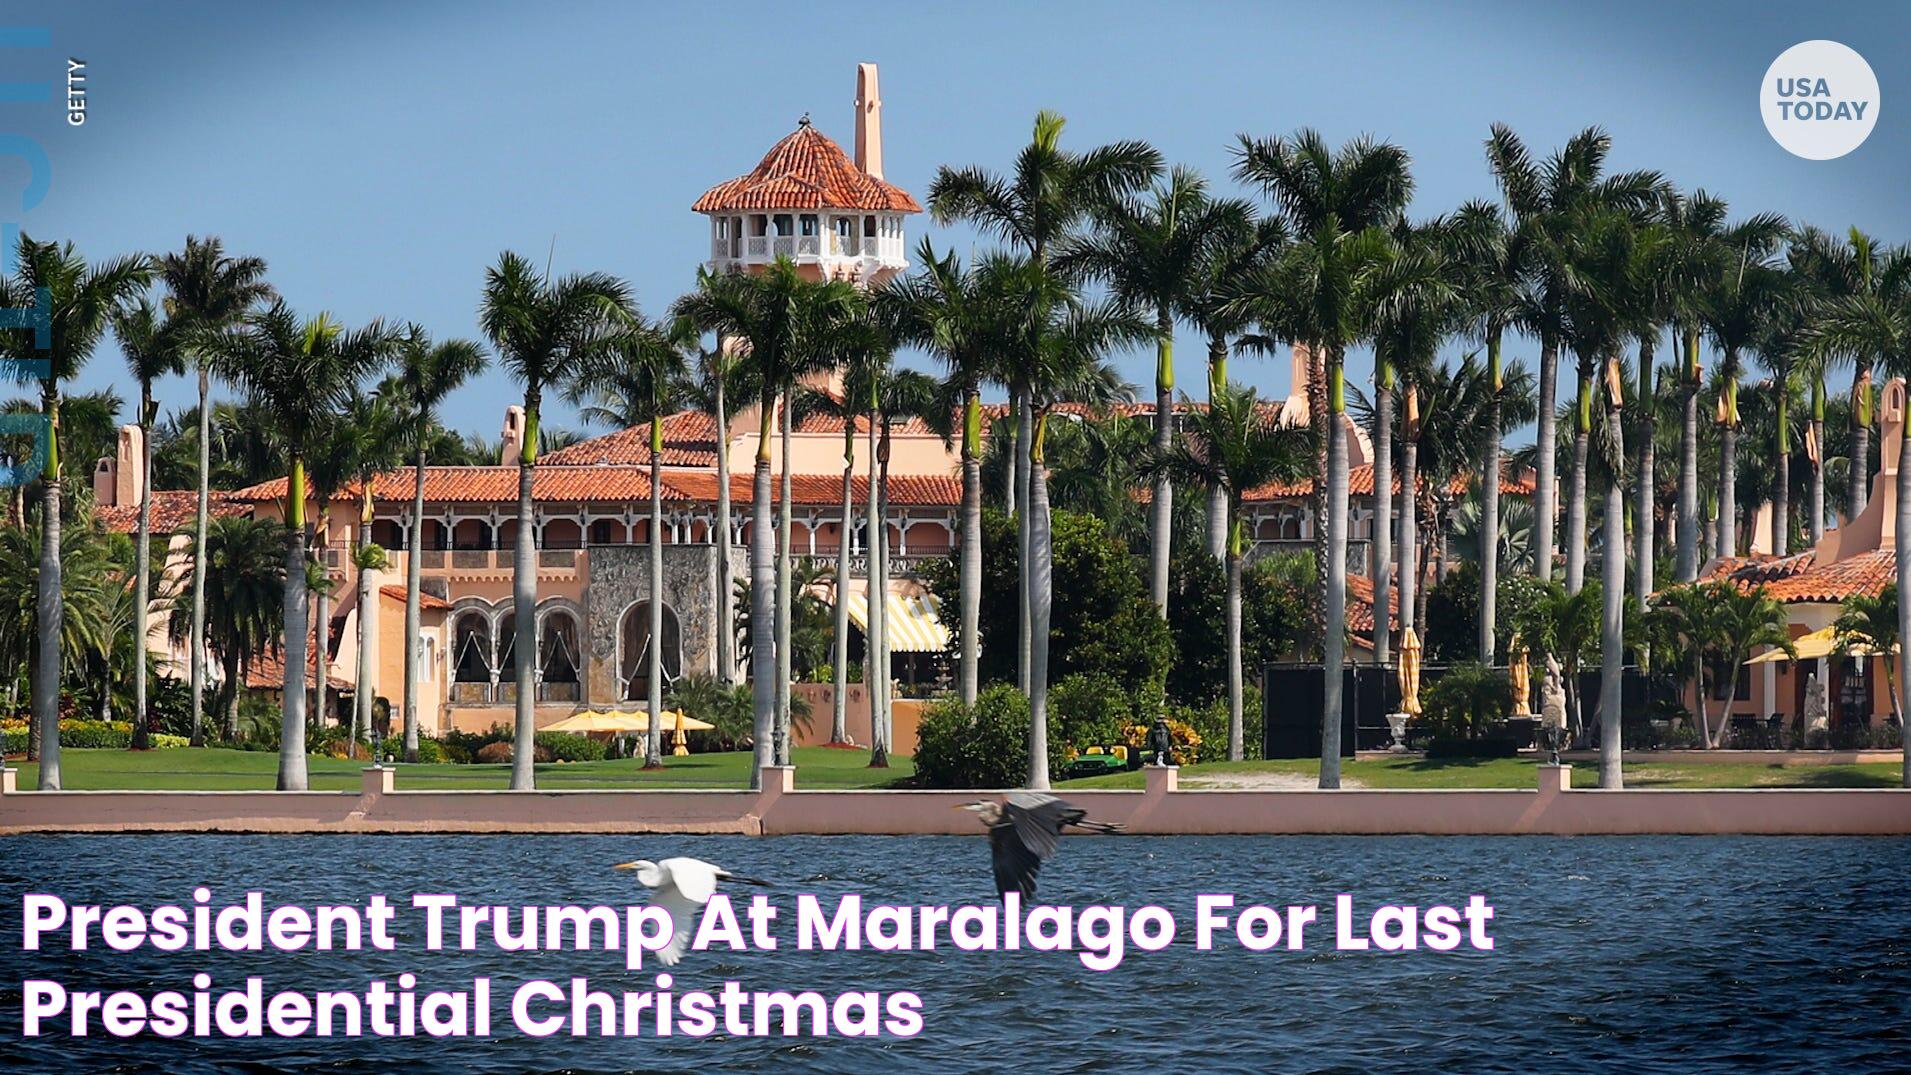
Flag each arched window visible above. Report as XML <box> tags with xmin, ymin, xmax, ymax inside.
<box><xmin>452</xmin><ymin>613</ymin><xmax>492</xmax><ymax>683</ymax></box>
<box><xmin>540</xmin><ymin>609</ymin><xmax>581</xmax><ymax>685</ymax></box>
<box><xmin>620</xmin><ymin>602</ymin><xmax>682</xmax><ymax>702</ymax></box>
<box><xmin>496</xmin><ymin>612</ymin><xmax>519</xmax><ymax>682</ymax></box>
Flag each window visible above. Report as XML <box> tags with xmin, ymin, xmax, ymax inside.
<box><xmin>496</xmin><ymin>612</ymin><xmax>518</xmax><ymax>682</ymax></box>
<box><xmin>452</xmin><ymin>613</ymin><xmax>492</xmax><ymax>683</ymax></box>
<box><xmin>539</xmin><ymin>610</ymin><xmax>581</xmax><ymax>685</ymax></box>
<box><xmin>620</xmin><ymin>602</ymin><xmax>682</xmax><ymax>702</ymax></box>
<box><xmin>799</xmin><ymin>214</ymin><xmax>818</xmax><ymax>236</ymax></box>
<box><xmin>863</xmin><ymin>215</ymin><xmax>876</xmax><ymax>237</ymax></box>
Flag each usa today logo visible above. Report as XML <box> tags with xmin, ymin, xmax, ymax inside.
<box><xmin>1762</xmin><ymin>40</ymin><xmax>1879</xmax><ymax>160</ymax></box>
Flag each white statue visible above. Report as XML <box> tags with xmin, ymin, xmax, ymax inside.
<box><xmin>1803</xmin><ymin>667</ymin><xmax>1830</xmax><ymax>737</ymax></box>
<box><xmin>1540</xmin><ymin>654</ymin><xmax>1568</xmax><ymax>731</ymax></box>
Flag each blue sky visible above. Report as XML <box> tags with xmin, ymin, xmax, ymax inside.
<box><xmin>8</xmin><ymin>0</ymin><xmax>1909</xmax><ymax>447</ymax></box>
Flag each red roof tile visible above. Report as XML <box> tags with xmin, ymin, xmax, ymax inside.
<box><xmin>693</xmin><ymin>123</ymin><xmax>922</xmax><ymax>214</ymax></box>
<box><xmin>1704</xmin><ymin>548</ymin><xmax>1895</xmax><ymax>604</ymax></box>
<box><xmin>96</xmin><ymin>490</ymin><xmax>248</xmax><ymax>534</ymax></box>
<box><xmin>1345</xmin><ymin>571</ymin><xmax>1400</xmax><ymax>636</ymax></box>
<box><xmin>229</xmin><ymin>465</ymin><xmax>963</xmax><ymax>509</ymax></box>
<box><xmin>540</xmin><ymin>411</ymin><xmax>722</xmax><ymax>468</ymax></box>
<box><xmin>1244</xmin><ymin>464</ymin><xmax>1535</xmax><ymax>502</ymax></box>
<box><xmin>379</xmin><ymin>584</ymin><xmax>451</xmax><ymax>611</ymax></box>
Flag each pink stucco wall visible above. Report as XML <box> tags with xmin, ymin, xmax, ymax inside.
<box><xmin>3</xmin><ymin>766</ymin><xmax>1906</xmax><ymax>836</ymax></box>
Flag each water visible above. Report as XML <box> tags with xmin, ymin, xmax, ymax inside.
<box><xmin>3</xmin><ymin>834</ymin><xmax>1907</xmax><ymax>1073</ymax></box>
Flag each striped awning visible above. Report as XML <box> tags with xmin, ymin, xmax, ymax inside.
<box><xmin>845</xmin><ymin>590</ymin><xmax>952</xmax><ymax>653</ymax></box>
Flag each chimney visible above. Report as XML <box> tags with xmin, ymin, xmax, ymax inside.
<box><xmin>854</xmin><ymin>62</ymin><xmax>883</xmax><ymax>180</ymax></box>
<box><xmin>500</xmin><ymin>405</ymin><xmax>525</xmax><ymax>464</ymax></box>
<box><xmin>116</xmin><ymin>424</ymin><xmax>144</xmax><ymax>506</ymax></box>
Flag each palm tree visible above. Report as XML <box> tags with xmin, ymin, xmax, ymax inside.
<box><xmin>1144</xmin><ymin>384</ymin><xmax>1310</xmax><ymax>757</ymax></box>
<box><xmin>1805</xmin><ymin>242</ymin><xmax>1911</xmax><ymax>785</ymax></box>
<box><xmin>169</xmin><ymin>514</ymin><xmax>286</xmax><ymax>736</ymax></box>
<box><xmin>0</xmin><ymin>235</ymin><xmax>150</xmax><ymax>789</ymax></box>
<box><xmin>1182</xmin><ymin>210</ymin><xmax>1287</xmax><ymax>559</ymax></box>
<box><xmin>1703</xmin><ymin>584</ymin><xmax>1794</xmax><ymax>749</ymax></box>
<box><xmin>1701</xmin><ymin>214</ymin><xmax>1790</xmax><ymax>558</ymax></box>
<box><xmin>1061</xmin><ymin>167</ymin><xmax>1247</xmax><ymax>614</ymax></box>
<box><xmin>1833</xmin><ymin>583</ymin><xmax>1900</xmax><ymax>725</ymax></box>
<box><xmin>1449</xmin><ymin>201</ymin><xmax>1528</xmax><ymax>661</ymax></box>
<box><xmin>1485</xmin><ymin>126</ymin><xmax>1664</xmax><ymax>583</ymax></box>
<box><xmin>389</xmin><ymin>326</ymin><xmax>486</xmax><ymax>761</ymax></box>
<box><xmin>1661</xmin><ymin>191</ymin><xmax>1730</xmax><ymax>580</ymax></box>
<box><xmin>479</xmin><ymin>250</ymin><xmax>630</xmax><ymax>790</ymax></box>
<box><xmin>673</xmin><ymin>317</ymin><xmax>749</xmax><ymax>686</ymax></box>
<box><xmin>1233</xmin><ymin>128</ymin><xmax>1411</xmax><ymax>788</ymax></box>
<box><xmin>155</xmin><ymin>236</ymin><xmax>274</xmax><ymax>746</ymax></box>
<box><xmin>221</xmin><ymin>302</ymin><xmax>393</xmax><ymax>790</ymax></box>
<box><xmin>673</xmin><ymin>260</ymin><xmax>861</xmax><ymax>783</ymax></box>
<box><xmin>111</xmin><ymin>297</ymin><xmax>185</xmax><ymax>749</ymax></box>
<box><xmin>0</xmin><ymin>512</ymin><xmax>121</xmax><ymax>749</ymax></box>
<box><xmin>340</xmin><ymin>387</ymin><xmax>407</xmax><ymax>753</ymax></box>
<box><xmin>879</xmin><ymin>242</ymin><xmax>1027</xmax><ymax>707</ymax></box>
<box><xmin>570</xmin><ymin>318</ymin><xmax>689</xmax><ymax>769</ymax></box>
<box><xmin>867</xmin><ymin>365</ymin><xmax>944</xmax><ymax>766</ymax></box>
<box><xmin>930</xmin><ymin>110</ymin><xmax>1161</xmax><ymax>693</ymax></box>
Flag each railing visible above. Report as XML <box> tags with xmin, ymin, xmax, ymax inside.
<box><xmin>798</xmin><ymin>551</ymin><xmax>944</xmax><ymax>578</ymax></box>
<box><xmin>716</xmin><ymin>231</ymin><xmax>903</xmax><ymax>267</ymax></box>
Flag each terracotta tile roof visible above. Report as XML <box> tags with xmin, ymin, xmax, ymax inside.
<box><xmin>244</xmin><ymin>648</ymin><xmax>350</xmax><ymax>692</ymax></box>
<box><xmin>96</xmin><ymin>490</ymin><xmax>248</xmax><ymax>534</ymax></box>
<box><xmin>1704</xmin><ymin>548</ymin><xmax>1895</xmax><ymax>604</ymax></box>
<box><xmin>1345</xmin><ymin>571</ymin><xmax>1400</xmax><ymax>636</ymax></box>
<box><xmin>379</xmin><ymin>584</ymin><xmax>451</xmax><ymax>611</ymax></box>
<box><xmin>692</xmin><ymin>123</ymin><xmax>922</xmax><ymax>213</ymax></box>
<box><xmin>1244</xmin><ymin>464</ymin><xmax>1535</xmax><ymax>502</ymax></box>
<box><xmin>231</xmin><ymin>465</ymin><xmax>963</xmax><ymax>509</ymax></box>
<box><xmin>540</xmin><ymin>411</ymin><xmax>722</xmax><ymax>467</ymax></box>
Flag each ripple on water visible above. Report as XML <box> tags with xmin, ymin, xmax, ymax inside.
<box><xmin>2</xmin><ymin>834</ymin><xmax>1907</xmax><ymax>1074</ymax></box>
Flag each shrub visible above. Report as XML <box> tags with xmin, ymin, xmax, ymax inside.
<box><xmin>475</xmin><ymin>740</ymin><xmax>554</xmax><ymax>764</ymax></box>
<box><xmin>536</xmin><ymin>732</ymin><xmax>607</xmax><ymax>763</ymax></box>
<box><xmin>153</xmin><ymin>733</ymin><xmax>191</xmax><ymax>749</ymax></box>
<box><xmin>1417</xmin><ymin>663</ymin><xmax>1512</xmax><ymax>742</ymax></box>
<box><xmin>1121</xmin><ymin>717</ymin><xmax>1203</xmax><ymax>765</ymax></box>
<box><xmin>412</xmin><ymin>736</ymin><xmax>446</xmax><ymax>764</ymax></box>
<box><xmin>913</xmin><ymin>685</ymin><xmax>1030</xmax><ymax>789</ymax></box>
<box><xmin>1049</xmin><ymin>673</ymin><xmax>1137</xmax><ymax>758</ymax></box>
<box><xmin>1175</xmin><ymin>685</ymin><xmax>1263</xmax><ymax>762</ymax></box>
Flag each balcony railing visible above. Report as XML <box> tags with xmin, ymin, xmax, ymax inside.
<box><xmin>715</xmin><ymin>232</ymin><xmax>906</xmax><ymax>268</ymax></box>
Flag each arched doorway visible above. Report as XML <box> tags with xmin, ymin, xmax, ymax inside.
<box><xmin>620</xmin><ymin>601</ymin><xmax>682</xmax><ymax>702</ymax></box>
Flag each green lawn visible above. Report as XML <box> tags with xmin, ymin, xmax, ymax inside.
<box><xmin>6</xmin><ymin>746</ymin><xmax>914</xmax><ymax>791</ymax></box>
<box><xmin>1057</xmin><ymin>755</ymin><xmax>1903</xmax><ymax>790</ymax></box>
<box><xmin>4</xmin><ymin>748</ymin><xmax>1898</xmax><ymax>792</ymax></box>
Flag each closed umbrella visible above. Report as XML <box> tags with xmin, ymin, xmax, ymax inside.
<box><xmin>1399</xmin><ymin>628</ymin><xmax>1424</xmax><ymax>717</ymax></box>
<box><xmin>1509</xmin><ymin>640</ymin><xmax>1531</xmax><ymax>714</ymax></box>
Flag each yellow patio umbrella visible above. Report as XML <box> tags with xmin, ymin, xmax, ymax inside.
<box><xmin>1508</xmin><ymin>640</ymin><xmax>1531</xmax><ymax>714</ymax></box>
<box><xmin>1745</xmin><ymin>627</ymin><xmax>1894</xmax><ymax>663</ymax></box>
<box><xmin>1398</xmin><ymin>627</ymin><xmax>1424</xmax><ymax>717</ymax></box>
<box><xmin>542</xmin><ymin>710</ymin><xmax>650</xmax><ymax>733</ymax></box>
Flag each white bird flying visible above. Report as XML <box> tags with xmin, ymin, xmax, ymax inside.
<box><xmin>960</xmin><ymin>792</ymin><xmax>1122</xmax><ymax>900</ymax></box>
<box><xmin>614</xmin><ymin>856</ymin><xmax>770</xmax><ymax>966</ymax></box>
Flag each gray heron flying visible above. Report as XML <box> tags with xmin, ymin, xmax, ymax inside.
<box><xmin>614</xmin><ymin>856</ymin><xmax>770</xmax><ymax>965</ymax></box>
<box><xmin>961</xmin><ymin>792</ymin><xmax>1122</xmax><ymax>899</ymax></box>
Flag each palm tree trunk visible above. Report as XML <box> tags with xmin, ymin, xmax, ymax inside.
<box><xmin>1676</xmin><ymin>329</ymin><xmax>1702</xmax><ymax>581</ymax></box>
<box><xmin>959</xmin><ymin>390</ymin><xmax>983</xmax><ymax>708</ymax></box>
<box><xmin>1565</xmin><ymin>370</ymin><xmax>1591</xmax><ymax>594</ymax></box>
<box><xmin>1600</xmin><ymin>411</ymin><xmax>1625</xmax><ymax>789</ymax></box>
<box><xmin>314</xmin><ymin>566</ymin><xmax>330</xmax><ymax>752</ymax></box>
<box><xmin>1027</xmin><ymin>414</ymin><xmax>1054</xmax><ymax>790</ymax></box>
<box><xmin>774</xmin><ymin>394</ymin><xmax>793</xmax><ymax>766</ymax></box>
<box><xmin>355</xmin><ymin>516</ymin><xmax>376</xmax><ymax>755</ymax></box>
<box><xmin>646</xmin><ymin>437</ymin><xmax>664</xmax><ymax>769</ymax></box>
<box><xmin>1533</xmin><ymin>337</ymin><xmax>1559</xmax><ymax>579</ymax></box>
<box><xmin>1015</xmin><ymin>389</ymin><xmax>1033</xmax><ymax>694</ymax></box>
<box><xmin>1773</xmin><ymin>427</ymin><xmax>1790</xmax><ymax>558</ymax></box>
<box><xmin>1371</xmin><ymin>378</ymin><xmax>1393</xmax><ymax>665</ymax></box>
<box><xmin>1149</xmin><ymin>310</ymin><xmax>1173</xmax><ymax>613</ymax></box>
<box><xmin>1719</xmin><ymin>357</ymin><xmax>1738</xmax><ymax>559</ymax></box>
<box><xmin>831</xmin><ymin>423</ymin><xmax>854</xmax><ymax>743</ymax></box>
<box><xmin>278</xmin><ymin>457</ymin><xmax>310</xmax><ymax>791</ymax></box>
<box><xmin>34</xmin><ymin>390</ymin><xmax>62</xmax><ymax>789</ymax></box>
<box><xmin>715</xmin><ymin>373</ymin><xmax>735</xmax><ymax>684</ymax></box>
<box><xmin>1811</xmin><ymin>417</ymin><xmax>1826</xmax><ymax>544</ymax></box>
<box><xmin>1226</xmin><ymin>527</ymin><xmax>1244</xmax><ymax>761</ymax></box>
<box><xmin>877</xmin><ymin>431</ymin><xmax>895</xmax><ymax>758</ymax></box>
<box><xmin>1206</xmin><ymin>339</ymin><xmax>1230</xmax><ymax>561</ymax></box>
<box><xmin>749</xmin><ymin>399</ymin><xmax>777</xmax><ymax>787</ymax></box>
<box><xmin>1480</xmin><ymin>336</ymin><xmax>1503</xmax><ymax>663</ymax></box>
<box><xmin>402</xmin><ymin>447</ymin><xmax>426</xmax><ymax>763</ymax></box>
<box><xmin>1634</xmin><ymin>345</ymin><xmax>1655</xmax><ymax>605</ymax></box>
<box><xmin>865</xmin><ymin>412</ymin><xmax>887</xmax><ymax>767</ymax></box>
<box><xmin>509</xmin><ymin>444</ymin><xmax>537</xmax><ymax>791</ymax></box>
<box><xmin>190</xmin><ymin>365</ymin><xmax>212</xmax><ymax>746</ymax></box>
<box><xmin>1898</xmin><ymin>419</ymin><xmax>1910</xmax><ymax>788</ymax></box>
<box><xmin>1320</xmin><ymin>351</ymin><xmax>1349</xmax><ymax>789</ymax></box>
<box><xmin>1851</xmin><ymin>361</ymin><xmax>1872</xmax><ymax>520</ymax></box>
<box><xmin>1399</xmin><ymin>425</ymin><xmax>1419</xmax><ymax>638</ymax></box>
<box><xmin>132</xmin><ymin>391</ymin><xmax>154</xmax><ymax>750</ymax></box>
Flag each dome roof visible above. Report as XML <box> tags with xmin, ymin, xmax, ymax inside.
<box><xmin>693</xmin><ymin>121</ymin><xmax>922</xmax><ymax>214</ymax></box>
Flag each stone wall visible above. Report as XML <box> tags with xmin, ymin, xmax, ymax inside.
<box><xmin>582</xmin><ymin>544</ymin><xmax>743</xmax><ymax>703</ymax></box>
